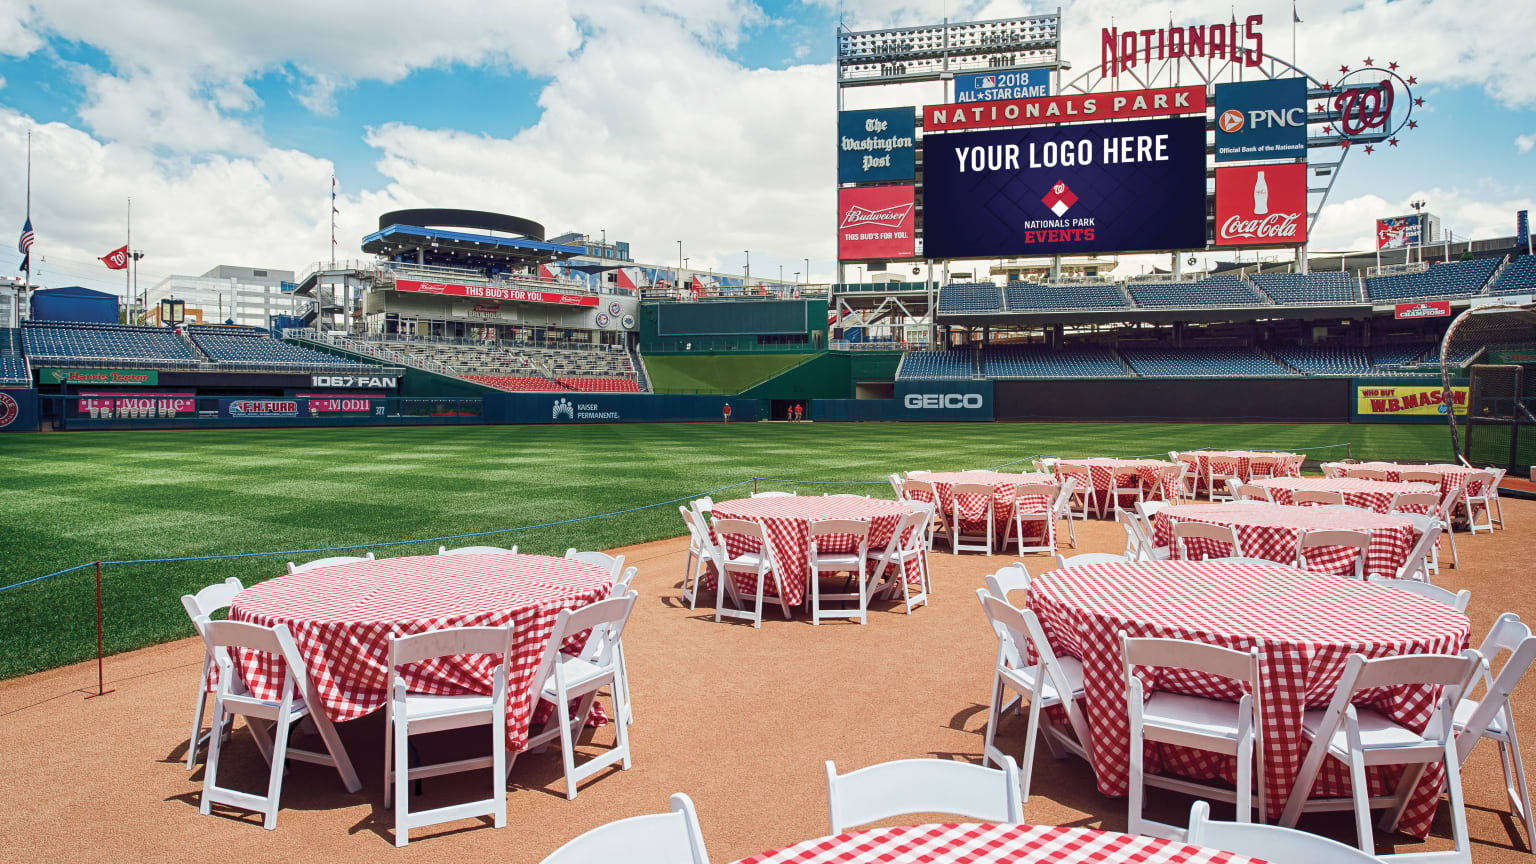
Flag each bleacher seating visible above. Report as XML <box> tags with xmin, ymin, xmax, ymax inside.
<box><xmin>0</xmin><ymin>356</ymin><xmax>28</xmax><ymax>385</ymax></box>
<box><xmin>897</xmin><ymin>348</ymin><xmax>973</xmax><ymax>380</ymax></box>
<box><xmin>557</xmin><ymin>377</ymin><xmax>644</xmax><ymax>393</ymax></box>
<box><xmin>1250</xmin><ymin>272</ymin><xmax>1360</xmax><ymax>305</ymax></box>
<box><xmin>1366</xmin><ymin>258</ymin><xmax>1501</xmax><ymax>301</ymax></box>
<box><xmin>463</xmin><ymin>376</ymin><xmax>562</xmax><ymax>392</ymax></box>
<box><xmin>188</xmin><ymin>326</ymin><xmax>380</xmax><ymax>371</ymax></box>
<box><xmin>1420</xmin><ymin>342</ymin><xmax>1486</xmax><ymax>369</ymax></box>
<box><xmin>1126</xmin><ymin>275</ymin><xmax>1264</xmax><ymax>308</ymax></box>
<box><xmin>355</xmin><ymin>338</ymin><xmax>643</xmax><ymax>392</ymax></box>
<box><xmin>22</xmin><ymin>321</ymin><xmax>199</xmax><ymax>368</ymax></box>
<box><xmin>1120</xmin><ymin>346</ymin><xmax>1295</xmax><ymax>377</ymax></box>
<box><xmin>1490</xmin><ymin>254</ymin><xmax>1536</xmax><ymax>294</ymax></box>
<box><xmin>981</xmin><ymin>344</ymin><xmax>1127</xmax><ymax>378</ymax></box>
<box><xmin>1370</xmin><ymin>343</ymin><xmax>1433</xmax><ymax>368</ymax></box>
<box><xmin>1267</xmin><ymin>345</ymin><xmax>1391</xmax><ymax>376</ymax></box>
<box><xmin>936</xmin><ymin>282</ymin><xmax>1003</xmax><ymax>313</ymax></box>
<box><xmin>1004</xmin><ymin>281</ymin><xmax>1130</xmax><ymax>311</ymax></box>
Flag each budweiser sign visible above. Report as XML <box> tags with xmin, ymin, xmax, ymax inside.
<box><xmin>838</xmin><ymin>185</ymin><xmax>915</xmax><ymax>259</ymax></box>
<box><xmin>840</xmin><ymin>201</ymin><xmax>914</xmax><ymax>229</ymax></box>
<box><xmin>1213</xmin><ymin>163</ymin><xmax>1307</xmax><ymax>247</ymax></box>
<box><xmin>392</xmin><ymin>278</ymin><xmax>599</xmax><ymax>307</ymax></box>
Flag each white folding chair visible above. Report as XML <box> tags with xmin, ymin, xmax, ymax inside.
<box><xmin>1366</xmin><ymin>576</ymin><xmax>1470</xmax><ymax>612</ymax></box>
<box><xmin>1234</xmin><ymin>483</ymin><xmax>1272</xmax><ymax>502</ymax></box>
<box><xmin>678</xmin><ymin>506</ymin><xmax>714</xmax><ymax>609</ymax></box>
<box><xmin>901</xmin><ymin>477</ymin><xmax>945</xmax><ymax>550</ymax></box>
<box><xmin>807</xmin><ymin>519</ymin><xmax>873</xmax><ymax>626</ymax></box>
<box><xmin>1291</xmin><ymin>488</ymin><xmax>1345</xmax><ymax>507</ymax></box>
<box><xmin>983</xmin><ymin>562</ymin><xmax>1030</xmax><ymax>607</ymax></box>
<box><xmin>1056</xmin><ymin>466</ymin><xmax>1093</xmax><ymax>520</ymax></box>
<box><xmin>1187</xmin><ymin>801</ymin><xmax>1386</xmax><ymax>862</ymax></box>
<box><xmin>521</xmin><ymin>591</ymin><xmax>638</xmax><ymax>800</ymax></box>
<box><xmin>1487</xmin><ymin>466</ymin><xmax>1507</xmax><ymax>529</ymax></box>
<box><xmin>1279</xmin><ymin>650</ymin><xmax>1483</xmax><ymax>861</ymax></box>
<box><xmin>1008</xmin><ymin>483</ymin><xmax>1060</xmax><ymax>556</ymax></box>
<box><xmin>1051</xmin><ymin>478</ymin><xmax>1080</xmax><ymax>549</ymax></box>
<box><xmin>1321</xmin><ymin>462</ymin><xmax>1346</xmax><ymax>478</ymax></box>
<box><xmin>691</xmin><ymin>496</ymin><xmax>714</xmax><ymax>519</ymax></box>
<box><xmin>1393</xmin><ymin>523</ymin><xmax>1442</xmax><ymax>583</ymax></box>
<box><xmin>286</xmin><ymin>553</ymin><xmax>373</xmax><ymax>574</ymax></box>
<box><xmin>1347</xmin><ymin>467</ymin><xmax>1391</xmax><ymax>481</ymax></box>
<box><xmin>1208</xmin><ymin>461</ymin><xmax>1236</xmax><ymax>501</ymax></box>
<box><xmin>1296</xmin><ymin>529</ymin><xmax>1371</xmax><ymax>580</ymax></box>
<box><xmin>1246</xmin><ymin>454</ymin><xmax>1282</xmax><ymax>480</ymax></box>
<box><xmin>1146</xmin><ymin>463</ymin><xmax>1184</xmax><ymax>503</ymax></box>
<box><xmin>1109</xmin><ymin>467</ymin><xmax>1145</xmax><ymax>514</ymax></box>
<box><xmin>1121</xmin><ymin>633</ymin><xmax>1263</xmax><ymax>840</ymax></box>
<box><xmin>887</xmin><ymin>473</ymin><xmax>904</xmax><ymax>498</ymax></box>
<box><xmin>1172</xmin><ymin>453</ymin><xmax>1201</xmax><ymax>500</ymax></box>
<box><xmin>538</xmin><ymin>794</ymin><xmax>710</xmax><ymax>864</ymax></box>
<box><xmin>180</xmin><ymin>577</ymin><xmax>244</xmax><ymax>770</ymax></box>
<box><xmin>1455</xmin><ymin>614</ymin><xmax>1536</xmax><ymax>850</ymax></box>
<box><xmin>866</xmin><ymin>507</ymin><xmax>930</xmax><ymax>615</ymax></box>
<box><xmin>384</xmin><ymin>626</ymin><xmax>513</xmax><ymax>846</ymax></box>
<box><xmin>1116</xmin><ymin>507</ymin><xmax>1169</xmax><ymax>562</ymax></box>
<box><xmin>710</xmin><ymin>519</ymin><xmax>789</xmax><ymax>628</ymax></box>
<box><xmin>566</xmin><ymin>549</ymin><xmax>626</xmax><ymax>582</ymax></box>
<box><xmin>1053</xmin><ymin>552</ymin><xmax>1129</xmax><ymax>568</ymax></box>
<box><xmin>1461</xmin><ymin>471</ymin><xmax>1496</xmax><ymax>534</ymax></box>
<box><xmin>438</xmin><ymin>545</ymin><xmax>517</xmax><ymax>555</ymax></box>
<box><xmin>977</xmin><ymin>590</ymin><xmax>1092</xmax><ymax>801</ymax></box>
<box><xmin>750</xmin><ymin>490</ymin><xmax>794</xmax><ymax>498</ymax></box>
<box><xmin>824</xmin><ymin>756</ymin><xmax>1024</xmax><ymax>835</ymax></box>
<box><xmin>950</xmin><ymin>482</ymin><xmax>996</xmax><ymax>556</ymax></box>
<box><xmin>1437</xmin><ymin>485</ymin><xmax>1463</xmax><ymax>569</ymax></box>
<box><xmin>198</xmin><ymin>619</ymin><xmax>362</xmax><ymax>830</ymax></box>
<box><xmin>1172</xmin><ymin>521</ymin><xmax>1243</xmax><ymax>561</ymax></box>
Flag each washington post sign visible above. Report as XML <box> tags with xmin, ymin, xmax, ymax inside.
<box><xmin>838</xmin><ymin>108</ymin><xmax>916</xmax><ymax>183</ymax></box>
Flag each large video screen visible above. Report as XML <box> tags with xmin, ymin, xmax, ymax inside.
<box><xmin>923</xmin><ymin>116</ymin><xmax>1207</xmax><ymax>258</ymax></box>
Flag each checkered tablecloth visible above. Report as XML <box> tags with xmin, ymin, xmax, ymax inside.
<box><xmin>228</xmin><ymin>554</ymin><xmax>612</xmax><ymax>752</ymax></box>
<box><xmin>1254</xmin><ymin>477</ymin><xmax>1440</xmax><ymax>514</ymax></box>
<box><xmin>1151</xmin><ymin>502</ymin><xmax>1415</xmax><ymax>579</ymax></box>
<box><xmin>1027</xmin><ymin>561</ymin><xmax>1470</xmax><ymax>837</ymax></box>
<box><xmin>1185</xmin><ymin>451</ymin><xmax>1303</xmax><ymax>494</ymax></box>
<box><xmin>1054</xmin><ymin>459</ymin><xmax>1177</xmax><ymax>512</ymax></box>
<box><xmin>910</xmin><ymin>471</ymin><xmax>1057</xmax><ymax>551</ymax></box>
<box><xmin>732</xmin><ymin>822</ymin><xmax>1269</xmax><ymax>864</ymax></box>
<box><xmin>708</xmin><ymin>497</ymin><xmax>924</xmax><ymax>606</ymax></box>
<box><xmin>1344</xmin><ymin>463</ymin><xmax>1483</xmax><ymax>498</ymax></box>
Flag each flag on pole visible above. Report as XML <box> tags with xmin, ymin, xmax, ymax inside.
<box><xmin>100</xmin><ymin>244</ymin><xmax>129</xmax><ymax>270</ymax></box>
<box><xmin>1293</xmin><ymin>2</ymin><xmax>1302</xmax><ymax>23</ymax></box>
<box><xmin>17</xmin><ymin>217</ymin><xmax>32</xmax><ymax>273</ymax></box>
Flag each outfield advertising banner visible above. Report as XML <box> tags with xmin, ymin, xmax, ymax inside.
<box><xmin>220</xmin><ymin>399</ymin><xmax>307</xmax><ymax>419</ymax></box>
<box><xmin>954</xmin><ymin>69</ymin><xmax>1050</xmax><ymax>103</ymax></box>
<box><xmin>893</xmin><ymin>380</ymin><xmax>994</xmax><ymax>421</ymax></box>
<box><xmin>923</xmin><ymin>116</ymin><xmax>1206</xmax><ymax>258</ymax></box>
<box><xmin>1356</xmin><ymin>384</ymin><xmax>1467</xmax><ymax>417</ymax></box>
<box><xmin>297</xmin><ymin>394</ymin><xmax>387</xmax><ymax>414</ymax></box>
<box><xmin>77</xmin><ymin>391</ymin><xmax>194</xmax><ymax>418</ymax></box>
<box><xmin>924</xmin><ymin>86</ymin><xmax>1204</xmax><ymax>132</ymax></box>
<box><xmin>393</xmin><ymin>278</ymin><xmax>599</xmax><ymax>307</ymax></box>
<box><xmin>1213</xmin><ymin>78</ymin><xmax>1307</xmax><ymax>162</ymax></box>
<box><xmin>1395</xmin><ymin>300</ymin><xmax>1451</xmax><ymax>320</ymax></box>
<box><xmin>1376</xmin><ymin>216</ymin><xmax>1422</xmax><ymax>250</ymax></box>
<box><xmin>0</xmin><ymin>388</ymin><xmax>37</xmax><ymax>431</ymax></box>
<box><xmin>838</xmin><ymin>186</ymin><xmax>916</xmax><ymax>260</ymax></box>
<box><xmin>837</xmin><ymin>108</ymin><xmax>916</xmax><ymax>183</ymax></box>
<box><xmin>1214</xmin><ymin>163</ymin><xmax>1307</xmax><ymax>247</ymax></box>
<box><xmin>44</xmin><ymin>368</ymin><xmax>158</xmax><ymax>386</ymax></box>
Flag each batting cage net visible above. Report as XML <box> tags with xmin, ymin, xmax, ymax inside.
<box><xmin>1441</xmin><ymin>301</ymin><xmax>1536</xmax><ymax>472</ymax></box>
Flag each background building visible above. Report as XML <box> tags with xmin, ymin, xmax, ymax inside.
<box><xmin>145</xmin><ymin>265</ymin><xmax>298</xmax><ymax>328</ymax></box>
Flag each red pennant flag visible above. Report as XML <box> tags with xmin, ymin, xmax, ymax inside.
<box><xmin>100</xmin><ymin>245</ymin><xmax>129</xmax><ymax>270</ymax></box>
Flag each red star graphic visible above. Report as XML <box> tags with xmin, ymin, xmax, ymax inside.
<box><xmin>1364</xmin><ymin>57</ymin><xmax>1374</xmax><ymax>66</ymax></box>
<box><xmin>1314</xmin><ymin>102</ymin><xmax>1325</xmax><ymax>112</ymax></box>
<box><xmin>1414</xmin><ymin>97</ymin><xmax>1424</xmax><ymax>107</ymax></box>
<box><xmin>1323</xmin><ymin>124</ymin><xmax>1333</xmax><ymax>134</ymax></box>
<box><xmin>1364</xmin><ymin>145</ymin><xmax>1375</xmax><ymax>154</ymax></box>
<box><xmin>1389</xmin><ymin>137</ymin><xmax>1400</xmax><ymax>147</ymax></box>
<box><xmin>1407</xmin><ymin>75</ymin><xmax>1417</xmax><ymax>85</ymax></box>
<box><xmin>1339</xmin><ymin>64</ymin><xmax>1350</xmax><ymax>74</ymax></box>
<box><xmin>1407</xmin><ymin>119</ymin><xmax>1419</xmax><ymax>129</ymax></box>
<box><xmin>1389</xmin><ymin>61</ymin><xmax>1399</xmax><ymax>71</ymax></box>
<box><xmin>1321</xmin><ymin>81</ymin><xmax>1331</xmax><ymax>89</ymax></box>
<box><xmin>1339</xmin><ymin>139</ymin><xmax>1351</xmax><ymax>148</ymax></box>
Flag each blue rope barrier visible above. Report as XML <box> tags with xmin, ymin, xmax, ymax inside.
<box><xmin>0</xmin><ymin>562</ymin><xmax>96</xmax><ymax>594</ymax></box>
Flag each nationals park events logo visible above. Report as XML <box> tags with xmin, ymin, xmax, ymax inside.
<box><xmin>1041</xmin><ymin>181</ymin><xmax>1078</xmax><ymax>217</ymax></box>
<box><xmin>839</xmin><ymin>201</ymin><xmax>914</xmax><ymax>229</ymax></box>
<box><xmin>0</xmin><ymin>392</ymin><xmax>17</xmax><ymax>428</ymax></box>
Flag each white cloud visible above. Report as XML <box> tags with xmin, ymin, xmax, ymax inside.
<box><xmin>1518</xmin><ymin>134</ymin><xmax>1536</xmax><ymax>154</ymax></box>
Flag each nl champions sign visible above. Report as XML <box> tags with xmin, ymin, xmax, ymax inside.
<box><xmin>837</xmin><ymin>108</ymin><xmax>916</xmax><ymax>183</ymax></box>
<box><xmin>954</xmin><ymin>69</ymin><xmax>1050</xmax><ymax>103</ymax></box>
<box><xmin>1213</xmin><ymin>78</ymin><xmax>1307</xmax><ymax>162</ymax></box>
<box><xmin>923</xmin><ymin>116</ymin><xmax>1206</xmax><ymax>259</ymax></box>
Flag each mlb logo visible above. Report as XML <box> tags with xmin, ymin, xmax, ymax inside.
<box><xmin>980</xmin><ymin>75</ymin><xmax>996</xmax><ymax>89</ymax></box>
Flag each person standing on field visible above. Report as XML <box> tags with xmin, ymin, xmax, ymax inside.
<box><xmin>723</xmin><ymin>402</ymin><xmax>732</xmax><ymax>423</ymax></box>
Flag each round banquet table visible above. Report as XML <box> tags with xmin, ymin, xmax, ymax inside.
<box><xmin>229</xmin><ymin>553</ymin><xmax>612</xmax><ymax>751</ymax></box>
<box><xmin>1253</xmin><ymin>476</ymin><xmax>1439</xmax><ymax>514</ymax></box>
<box><xmin>1180</xmin><ymin>450</ymin><xmax>1302</xmax><ymax>495</ymax></box>
<box><xmin>1151</xmin><ymin>501</ymin><xmax>1416</xmax><ymax>578</ymax></box>
<box><xmin>731</xmin><ymin>823</ymin><xmax>1271</xmax><ymax>864</ymax></box>
<box><xmin>908</xmin><ymin>471</ymin><xmax>1057</xmax><ymax>551</ymax></box>
<box><xmin>708</xmin><ymin>496</ymin><xmax>924</xmax><ymax>606</ymax></box>
<box><xmin>1027</xmin><ymin>560</ymin><xmax>1470</xmax><ymax>838</ymax></box>
<box><xmin>1343</xmin><ymin>462</ymin><xmax>1483</xmax><ymax>497</ymax></box>
<box><xmin>1053</xmin><ymin>459</ymin><xmax>1175</xmax><ymax>514</ymax></box>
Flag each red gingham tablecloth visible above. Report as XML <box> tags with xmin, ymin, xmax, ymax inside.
<box><xmin>910</xmin><ymin>471</ymin><xmax>1057</xmax><ymax>551</ymax></box>
<box><xmin>1186</xmin><ymin>451</ymin><xmax>1303</xmax><ymax>493</ymax></box>
<box><xmin>1345</xmin><ymin>463</ymin><xmax>1483</xmax><ymax>498</ymax></box>
<box><xmin>708</xmin><ymin>497</ymin><xmax>924</xmax><ymax>606</ymax></box>
<box><xmin>1151</xmin><ymin>502</ymin><xmax>1415</xmax><ymax>579</ymax></box>
<box><xmin>228</xmin><ymin>554</ymin><xmax>611</xmax><ymax>752</ymax></box>
<box><xmin>1055</xmin><ymin>459</ymin><xmax>1179</xmax><ymax>513</ymax></box>
<box><xmin>1253</xmin><ymin>477</ymin><xmax>1440</xmax><ymax>514</ymax></box>
<box><xmin>732</xmin><ymin>822</ymin><xmax>1269</xmax><ymax>864</ymax></box>
<box><xmin>1027</xmin><ymin>561</ymin><xmax>1470</xmax><ymax>836</ymax></box>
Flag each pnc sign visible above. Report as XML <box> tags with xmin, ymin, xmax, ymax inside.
<box><xmin>1214</xmin><ymin>78</ymin><xmax>1308</xmax><ymax>161</ymax></box>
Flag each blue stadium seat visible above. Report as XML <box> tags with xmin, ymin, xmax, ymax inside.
<box><xmin>1120</xmin><ymin>346</ymin><xmax>1295</xmax><ymax>378</ymax></box>
<box><xmin>188</xmin><ymin>326</ymin><xmax>382</xmax><ymax>371</ymax></box>
<box><xmin>1126</xmin><ymin>275</ymin><xmax>1265</xmax><ymax>308</ymax></box>
<box><xmin>897</xmin><ymin>348</ymin><xmax>974</xmax><ymax>380</ymax></box>
<box><xmin>21</xmin><ymin>321</ymin><xmax>200</xmax><ymax>368</ymax></box>
<box><xmin>0</xmin><ymin>356</ymin><xmax>28</xmax><ymax>385</ymax></box>
<box><xmin>1490</xmin><ymin>254</ymin><xmax>1536</xmax><ymax>294</ymax></box>
<box><xmin>1003</xmin><ymin>282</ymin><xmax>1129</xmax><ymax>311</ymax></box>
<box><xmin>936</xmin><ymin>282</ymin><xmax>1003</xmax><ymax>313</ymax></box>
<box><xmin>1369</xmin><ymin>343</ymin><xmax>1433</xmax><ymax>369</ymax></box>
<box><xmin>1250</xmin><ymin>272</ymin><xmax>1360</xmax><ymax>305</ymax></box>
<box><xmin>981</xmin><ymin>344</ymin><xmax>1128</xmax><ymax>378</ymax></box>
<box><xmin>1365</xmin><ymin>258</ymin><xmax>1501</xmax><ymax>302</ymax></box>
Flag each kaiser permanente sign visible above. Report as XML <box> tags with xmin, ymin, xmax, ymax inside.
<box><xmin>45</xmin><ymin>368</ymin><xmax>158</xmax><ymax>386</ymax></box>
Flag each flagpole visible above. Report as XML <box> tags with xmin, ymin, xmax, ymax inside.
<box><xmin>126</xmin><ymin>197</ymin><xmax>132</xmax><ymax>322</ymax></box>
<box><xmin>23</xmin><ymin>131</ymin><xmax>30</xmax><ymax>298</ymax></box>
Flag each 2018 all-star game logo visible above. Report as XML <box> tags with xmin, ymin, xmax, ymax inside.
<box><xmin>0</xmin><ymin>392</ymin><xmax>19</xmax><ymax>428</ymax></box>
<box><xmin>1041</xmin><ymin>181</ymin><xmax>1078</xmax><ymax>217</ymax></box>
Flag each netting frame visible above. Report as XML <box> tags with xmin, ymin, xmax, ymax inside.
<box><xmin>1441</xmin><ymin>300</ymin><xmax>1536</xmax><ymax>466</ymax></box>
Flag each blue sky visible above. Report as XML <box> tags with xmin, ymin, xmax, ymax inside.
<box><xmin>0</xmin><ymin>0</ymin><xmax>1530</xmax><ymax>298</ymax></box>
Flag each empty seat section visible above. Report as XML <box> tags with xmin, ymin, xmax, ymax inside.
<box><xmin>356</xmin><ymin>339</ymin><xmax>643</xmax><ymax>391</ymax></box>
<box><xmin>1268</xmin><ymin>345</ymin><xmax>1373</xmax><ymax>376</ymax></box>
<box><xmin>937</xmin><ymin>282</ymin><xmax>1002</xmax><ymax>313</ymax></box>
<box><xmin>1370</xmin><ymin>343</ymin><xmax>1433</xmax><ymax>368</ymax></box>
<box><xmin>1120</xmin><ymin>346</ymin><xmax>1295</xmax><ymax>377</ymax></box>
<box><xmin>1004</xmin><ymin>282</ymin><xmax>1129</xmax><ymax>311</ymax></box>
<box><xmin>897</xmin><ymin>349</ymin><xmax>973</xmax><ymax>380</ymax></box>
<box><xmin>1491</xmin><ymin>254</ymin><xmax>1536</xmax><ymax>294</ymax></box>
<box><xmin>981</xmin><ymin>344</ymin><xmax>1126</xmax><ymax>378</ymax></box>
<box><xmin>1366</xmin><ymin>258</ymin><xmax>1501</xmax><ymax>301</ymax></box>
<box><xmin>556</xmin><ymin>377</ymin><xmax>643</xmax><ymax>393</ymax></box>
<box><xmin>0</xmin><ymin>356</ymin><xmax>28</xmax><ymax>385</ymax></box>
<box><xmin>462</xmin><ymin>376</ymin><xmax>562</xmax><ymax>391</ymax></box>
<box><xmin>1126</xmin><ymin>275</ymin><xmax>1264</xmax><ymax>308</ymax></box>
<box><xmin>1250</xmin><ymin>272</ymin><xmax>1359</xmax><ymax>305</ymax></box>
<box><xmin>189</xmin><ymin>327</ymin><xmax>381</xmax><ymax>370</ymax></box>
<box><xmin>21</xmin><ymin>321</ymin><xmax>199</xmax><ymax>367</ymax></box>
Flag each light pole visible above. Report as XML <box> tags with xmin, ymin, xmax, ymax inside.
<box><xmin>744</xmin><ymin>250</ymin><xmax>750</xmax><ymax>281</ymax></box>
<box><xmin>804</xmin><ymin>258</ymin><xmax>810</xmax><ymax>284</ymax></box>
<box><xmin>1409</xmin><ymin>200</ymin><xmax>1426</xmax><ymax>264</ymax></box>
<box><xmin>677</xmin><ymin>240</ymin><xmax>682</xmax><ymax>274</ymax></box>
<box><xmin>778</xmin><ymin>264</ymin><xmax>783</xmax><ymax>283</ymax></box>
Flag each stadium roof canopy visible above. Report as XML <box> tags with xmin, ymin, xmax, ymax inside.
<box><xmin>361</xmin><ymin>208</ymin><xmax>585</xmax><ymax>266</ymax></box>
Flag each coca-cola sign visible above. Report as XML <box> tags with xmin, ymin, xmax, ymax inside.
<box><xmin>1213</xmin><ymin>163</ymin><xmax>1307</xmax><ymax>247</ymax></box>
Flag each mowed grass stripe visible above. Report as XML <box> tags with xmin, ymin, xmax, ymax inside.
<box><xmin>0</xmin><ymin>421</ymin><xmax>1449</xmax><ymax>678</ymax></box>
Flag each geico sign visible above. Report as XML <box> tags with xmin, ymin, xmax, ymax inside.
<box><xmin>904</xmin><ymin>393</ymin><xmax>984</xmax><ymax>409</ymax></box>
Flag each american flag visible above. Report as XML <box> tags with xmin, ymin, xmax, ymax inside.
<box><xmin>17</xmin><ymin>217</ymin><xmax>33</xmax><ymax>254</ymax></box>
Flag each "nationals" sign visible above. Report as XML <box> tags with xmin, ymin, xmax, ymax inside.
<box><xmin>924</xmin><ymin>86</ymin><xmax>1204</xmax><ymax>132</ymax></box>
<box><xmin>393</xmin><ymin>278</ymin><xmax>599</xmax><ymax>307</ymax></box>
<box><xmin>1102</xmin><ymin>14</ymin><xmax>1265</xmax><ymax>77</ymax></box>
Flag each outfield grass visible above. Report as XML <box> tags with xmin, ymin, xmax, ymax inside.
<box><xmin>643</xmin><ymin>352</ymin><xmax>815</xmax><ymax>393</ymax></box>
<box><xmin>0</xmin><ymin>421</ymin><xmax>1453</xmax><ymax>678</ymax></box>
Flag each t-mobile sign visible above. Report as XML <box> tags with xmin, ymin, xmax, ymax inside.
<box><xmin>838</xmin><ymin>185</ymin><xmax>916</xmax><ymax>260</ymax></box>
<box><xmin>1213</xmin><ymin>163</ymin><xmax>1308</xmax><ymax>247</ymax></box>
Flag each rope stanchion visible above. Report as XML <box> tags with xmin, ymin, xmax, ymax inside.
<box><xmin>85</xmin><ymin>561</ymin><xmax>113</xmax><ymax>700</ymax></box>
